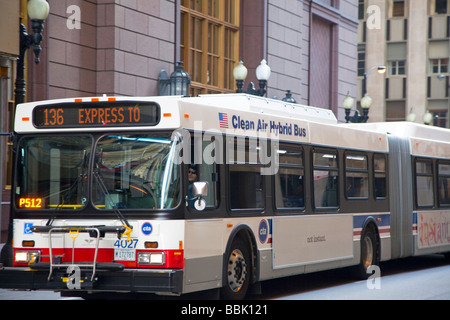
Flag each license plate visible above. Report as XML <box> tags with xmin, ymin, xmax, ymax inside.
<box><xmin>114</xmin><ymin>248</ymin><xmax>135</xmax><ymax>261</ymax></box>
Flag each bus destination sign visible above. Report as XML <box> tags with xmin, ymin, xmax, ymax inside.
<box><xmin>33</xmin><ymin>101</ymin><xmax>160</xmax><ymax>128</ymax></box>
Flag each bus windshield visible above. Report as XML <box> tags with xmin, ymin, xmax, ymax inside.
<box><xmin>15</xmin><ymin>133</ymin><xmax>181</xmax><ymax>211</ymax></box>
<box><xmin>93</xmin><ymin>134</ymin><xmax>180</xmax><ymax>210</ymax></box>
<box><xmin>16</xmin><ymin>136</ymin><xmax>92</xmax><ymax>210</ymax></box>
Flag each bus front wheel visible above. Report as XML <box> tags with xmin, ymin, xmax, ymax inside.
<box><xmin>220</xmin><ymin>237</ymin><xmax>251</xmax><ymax>300</ymax></box>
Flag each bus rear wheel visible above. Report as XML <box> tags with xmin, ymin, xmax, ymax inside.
<box><xmin>356</xmin><ymin>226</ymin><xmax>378</xmax><ymax>279</ymax></box>
<box><xmin>220</xmin><ymin>237</ymin><xmax>251</xmax><ymax>300</ymax></box>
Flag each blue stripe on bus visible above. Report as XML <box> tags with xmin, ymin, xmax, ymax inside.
<box><xmin>353</xmin><ymin>214</ymin><xmax>391</xmax><ymax>229</ymax></box>
<box><xmin>412</xmin><ymin>212</ymin><xmax>417</xmax><ymax>225</ymax></box>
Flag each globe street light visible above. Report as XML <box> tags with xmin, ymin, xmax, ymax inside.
<box><xmin>423</xmin><ymin>110</ymin><xmax>433</xmax><ymax>125</ymax></box>
<box><xmin>343</xmin><ymin>92</ymin><xmax>372</xmax><ymax>123</ymax></box>
<box><xmin>233</xmin><ymin>59</ymin><xmax>271</xmax><ymax>97</ymax></box>
<box><xmin>233</xmin><ymin>59</ymin><xmax>248</xmax><ymax>94</ymax></box>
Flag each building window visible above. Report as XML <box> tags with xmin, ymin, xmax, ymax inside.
<box><xmin>393</xmin><ymin>0</ymin><xmax>405</xmax><ymax>17</ymax></box>
<box><xmin>431</xmin><ymin>110</ymin><xmax>448</xmax><ymax>128</ymax></box>
<box><xmin>310</xmin><ymin>16</ymin><xmax>338</xmax><ymax>111</ymax></box>
<box><xmin>388</xmin><ymin>60</ymin><xmax>406</xmax><ymax>75</ymax></box>
<box><xmin>386</xmin><ymin>101</ymin><xmax>406</xmax><ymax>121</ymax></box>
<box><xmin>358</xmin><ymin>49</ymin><xmax>366</xmax><ymax>77</ymax></box>
<box><xmin>430</xmin><ymin>58</ymin><xmax>449</xmax><ymax>74</ymax></box>
<box><xmin>180</xmin><ymin>0</ymin><xmax>240</xmax><ymax>96</ymax></box>
<box><xmin>436</xmin><ymin>0</ymin><xmax>448</xmax><ymax>14</ymax></box>
<box><xmin>316</xmin><ymin>0</ymin><xmax>340</xmax><ymax>8</ymax></box>
<box><xmin>358</xmin><ymin>0</ymin><xmax>365</xmax><ymax>20</ymax></box>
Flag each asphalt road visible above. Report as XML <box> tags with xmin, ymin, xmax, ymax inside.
<box><xmin>0</xmin><ymin>254</ymin><xmax>448</xmax><ymax>300</ymax></box>
<box><xmin>257</xmin><ymin>254</ymin><xmax>450</xmax><ymax>300</ymax></box>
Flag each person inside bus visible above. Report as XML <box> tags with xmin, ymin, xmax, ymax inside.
<box><xmin>188</xmin><ymin>164</ymin><xmax>198</xmax><ymax>207</ymax></box>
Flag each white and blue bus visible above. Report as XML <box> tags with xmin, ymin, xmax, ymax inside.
<box><xmin>0</xmin><ymin>93</ymin><xmax>449</xmax><ymax>299</ymax></box>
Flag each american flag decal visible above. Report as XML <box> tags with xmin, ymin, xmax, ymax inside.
<box><xmin>218</xmin><ymin>112</ymin><xmax>229</xmax><ymax>128</ymax></box>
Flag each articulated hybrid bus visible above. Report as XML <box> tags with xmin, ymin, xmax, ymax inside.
<box><xmin>0</xmin><ymin>94</ymin><xmax>449</xmax><ymax>299</ymax></box>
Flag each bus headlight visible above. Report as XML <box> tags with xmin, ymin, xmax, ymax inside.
<box><xmin>137</xmin><ymin>252</ymin><xmax>165</xmax><ymax>265</ymax></box>
<box><xmin>15</xmin><ymin>251</ymin><xmax>29</xmax><ymax>263</ymax></box>
<box><xmin>15</xmin><ymin>251</ymin><xmax>40</xmax><ymax>264</ymax></box>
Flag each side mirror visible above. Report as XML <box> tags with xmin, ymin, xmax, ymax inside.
<box><xmin>193</xmin><ymin>181</ymin><xmax>208</xmax><ymax>198</ymax></box>
<box><xmin>192</xmin><ymin>181</ymin><xmax>208</xmax><ymax>211</ymax></box>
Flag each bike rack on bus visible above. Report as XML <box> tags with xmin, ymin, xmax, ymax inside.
<box><xmin>31</xmin><ymin>225</ymin><xmax>126</xmax><ymax>282</ymax></box>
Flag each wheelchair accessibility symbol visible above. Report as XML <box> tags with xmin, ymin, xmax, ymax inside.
<box><xmin>24</xmin><ymin>223</ymin><xmax>34</xmax><ymax>235</ymax></box>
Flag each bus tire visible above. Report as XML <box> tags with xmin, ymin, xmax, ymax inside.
<box><xmin>220</xmin><ymin>237</ymin><xmax>251</xmax><ymax>300</ymax></box>
<box><xmin>356</xmin><ymin>225</ymin><xmax>379</xmax><ymax>279</ymax></box>
<box><xmin>444</xmin><ymin>252</ymin><xmax>450</xmax><ymax>262</ymax></box>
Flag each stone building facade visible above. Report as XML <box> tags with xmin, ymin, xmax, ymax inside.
<box><xmin>0</xmin><ymin>0</ymin><xmax>358</xmax><ymax>242</ymax></box>
<box><xmin>358</xmin><ymin>0</ymin><xmax>450</xmax><ymax>126</ymax></box>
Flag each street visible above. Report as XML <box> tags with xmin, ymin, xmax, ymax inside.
<box><xmin>268</xmin><ymin>254</ymin><xmax>450</xmax><ymax>300</ymax></box>
<box><xmin>0</xmin><ymin>254</ymin><xmax>448</xmax><ymax>300</ymax></box>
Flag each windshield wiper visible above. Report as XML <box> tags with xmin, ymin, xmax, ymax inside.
<box><xmin>93</xmin><ymin>169</ymin><xmax>133</xmax><ymax>238</ymax></box>
<box><xmin>46</xmin><ymin>150</ymin><xmax>89</xmax><ymax>226</ymax></box>
<box><xmin>46</xmin><ymin>172</ymin><xmax>87</xmax><ymax>226</ymax></box>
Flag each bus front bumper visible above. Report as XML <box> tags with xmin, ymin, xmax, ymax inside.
<box><xmin>0</xmin><ymin>266</ymin><xmax>183</xmax><ymax>294</ymax></box>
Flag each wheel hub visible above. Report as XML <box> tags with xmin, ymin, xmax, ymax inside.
<box><xmin>227</xmin><ymin>249</ymin><xmax>247</xmax><ymax>292</ymax></box>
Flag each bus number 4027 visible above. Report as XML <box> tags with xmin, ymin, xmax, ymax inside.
<box><xmin>114</xmin><ymin>239</ymin><xmax>138</xmax><ymax>249</ymax></box>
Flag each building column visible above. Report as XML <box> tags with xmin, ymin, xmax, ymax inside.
<box><xmin>365</xmin><ymin>0</ymin><xmax>386</xmax><ymax>122</ymax></box>
<box><xmin>406</xmin><ymin>1</ymin><xmax>428</xmax><ymax>122</ymax></box>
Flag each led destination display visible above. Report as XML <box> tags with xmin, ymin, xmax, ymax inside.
<box><xmin>33</xmin><ymin>101</ymin><xmax>160</xmax><ymax>128</ymax></box>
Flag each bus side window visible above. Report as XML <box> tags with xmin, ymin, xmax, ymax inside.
<box><xmin>230</xmin><ymin>165</ymin><xmax>264</xmax><ymax>209</ymax></box>
<box><xmin>438</xmin><ymin>161</ymin><xmax>450</xmax><ymax>206</ymax></box>
<box><xmin>345</xmin><ymin>153</ymin><xmax>369</xmax><ymax>199</ymax></box>
<box><xmin>415</xmin><ymin>159</ymin><xmax>434</xmax><ymax>207</ymax></box>
<box><xmin>374</xmin><ymin>154</ymin><xmax>387</xmax><ymax>199</ymax></box>
<box><xmin>274</xmin><ymin>145</ymin><xmax>305</xmax><ymax>209</ymax></box>
<box><xmin>228</xmin><ymin>136</ymin><xmax>265</xmax><ymax>211</ymax></box>
<box><xmin>313</xmin><ymin>149</ymin><xmax>338</xmax><ymax>209</ymax></box>
<box><xmin>190</xmin><ymin>134</ymin><xmax>220</xmax><ymax>209</ymax></box>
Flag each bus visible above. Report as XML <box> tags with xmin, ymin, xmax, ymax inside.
<box><xmin>0</xmin><ymin>93</ymin><xmax>449</xmax><ymax>299</ymax></box>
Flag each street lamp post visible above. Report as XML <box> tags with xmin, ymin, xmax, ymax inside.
<box><xmin>343</xmin><ymin>92</ymin><xmax>373</xmax><ymax>123</ymax></box>
<box><xmin>282</xmin><ymin>90</ymin><xmax>296</xmax><ymax>103</ymax></box>
<box><xmin>360</xmin><ymin>93</ymin><xmax>373</xmax><ymax>122</ymax></box>
<box><xmin>343</xmin><ymin>65</ymin><xmax>385</xmax><ymax>123</ymax></box>
<box><xmin>169</xmin><ymin>62</ymin><xmax>191</xmax><ymax>96</ymax></box>
<box><xmin>233</xmin><ymin>59</ymin><xmax>271</xmax><ymax>97</ymax></box>
<box><xmin>362</xmin><ymin>65</ymin><xmax>386</xmax><ymax>95</ymax></box>
<box><xmin>158</xmin><ymin>61</ymin><xmax>191</xmax><ymax>96</ymax></box>
<box><xmin>15</xmin><ymin>0</ymin><xmax>50</xmax><ymax>106</ymax></box>
<box><xmin>2</xmin><ymin>0</ymin><xmax>49</xmax><ymax>267</ymax></box>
